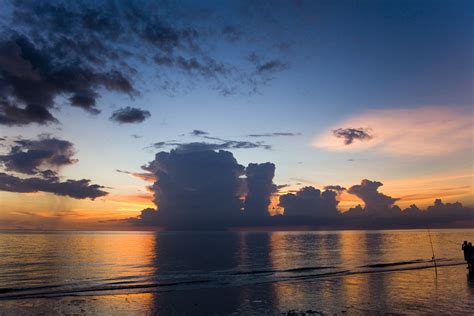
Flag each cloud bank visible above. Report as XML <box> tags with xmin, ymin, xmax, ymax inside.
<box><xmin>127</xmin><ymin>148</ymin><xmax>473</xmax><ymax>229</ymax></box>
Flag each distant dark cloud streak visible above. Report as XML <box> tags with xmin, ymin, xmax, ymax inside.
<box><xmin>164</xmin><ymin>141</ymin><xmax>270</xmax><ymax>152</ymax></box>
<box><xmin>150</xmin><ymin>137</ymin><xmax>271</xmax><ymax>152</ymax></box>
<box><xmin>190</xmin><ymin>130</ymin><xmax>209</xmax><ymax>136</ymax></box>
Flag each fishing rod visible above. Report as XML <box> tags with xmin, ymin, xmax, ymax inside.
<box><xmin>427</xmin><ymin>228</ymin><xmax>438</xmax><ymax>277</ymax></box>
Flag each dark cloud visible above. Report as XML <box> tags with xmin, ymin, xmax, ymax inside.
<box><xmin>244</xmin><ymin>163</ymin><xmax>277</xmax><ymax>218</ymax></box>
<box><xmin>190</xmin><ymin>130</ymin><xmax>209</xmax><ymax>136</ymax></box>
<box><xmin>279</xmin><ymin>186</ymin><xmax>340</xmax><ymax>217</ymax></box>
<box><xmin>0</xmin><ymin>34</ymin><xmax>135</xmax><ymax>125</ymax></box>
<box><xmin>0</xmin><ymin>136</ymin><xmax>77</xmax><ymax>175</ymax></box>
<box><xmin>110</xmin><ymin>107</ymin><xmax>151</xmax><ymax>124</ymax></box>
<box><xmin>246</xmin><ymin>132</ymin><xmax>302</xmax><ymax>138</ymax></box>
<box><xmin>333</xmin><ymin>128</ymin><xmax>373</xmax><ymax>145</ymax></box>
<box><xmin>0</xmin><ymin>1</ymin><xmax>290</xmax><ymax>126</ymax></box>
<box><xmin>0</xmin><ymin>172</ymin><xmax>107</xmax><ymax>199</ymax></box>
<box><xmin>346</xmin><ymin>179</ymin><xmax>399</xmax><ymax>215</ymax></box>
<box><xmin>324</xmin><ymin>185</ymin><xmax>346</xmax><ymax>192</ymax></box>
<box><xmin>0</xmin><ymin>101</ymin><xmax>58</xmax><ymax>126</ymax></box>
<box><xmin>0</xmin><ymin>134</ymin><xmax>108</xmax><ymax>200</ymax></box>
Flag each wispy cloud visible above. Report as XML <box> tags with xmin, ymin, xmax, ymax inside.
<box><xmin>116</xmin><ymin>169</ymin><xmax>156</xmax><ymax>183</ymax></box>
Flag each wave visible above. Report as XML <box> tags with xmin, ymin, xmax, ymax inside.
<box><xmin>229</xmin><ymin>265</ymin><xmax>336</xmax><ymax>276</ymax></box>
<box><xmin>0</xmin><ymin>279</ymin><xmax>212</xmax><ymax>300</ymax></box>
<box><xmin>361</xmin><ymin>259</ymin><xmax>428</xmax><ymax>268</ymax></box>
<box><xmin>360</xmin><ymin>257</ymin><xmax>453</xmax><ymax>268</ymax></box>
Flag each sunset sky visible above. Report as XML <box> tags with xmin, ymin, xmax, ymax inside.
<box><xmin>0</xmin><ymin>0</ymin><xmax>472</xmax><ymax>229</ymax></box>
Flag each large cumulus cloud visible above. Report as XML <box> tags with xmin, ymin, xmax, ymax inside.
<box><xmin>346</xmin><ymin>179</ymin><xmax>400</xmax><ymax>216</ymax></box>
<box><xmin>244</xmin><ymin>163</ymin><xmax>277</xmax><ymax>218</ymax></box>
<box><xmin>140</xmin><ymin>149</ymin><xmax>245</xmax><ymax>228</ymax></box>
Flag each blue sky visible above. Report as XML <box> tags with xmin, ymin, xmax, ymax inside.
<box><xmin>0</xmin><ymin>0</ymin><xmax>472</xmax><ymax>228</ymax></box>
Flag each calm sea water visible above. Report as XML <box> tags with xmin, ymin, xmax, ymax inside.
<box><xmin>0</xmin><ymin>229</ymin><xmax>473</xmax><ymax>314</ymax></box>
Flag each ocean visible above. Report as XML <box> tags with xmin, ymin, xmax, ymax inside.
<box><xmin>0</xmin><ymin>229</ymin><xmax>473</xmax><ymax>314</ymax></box>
